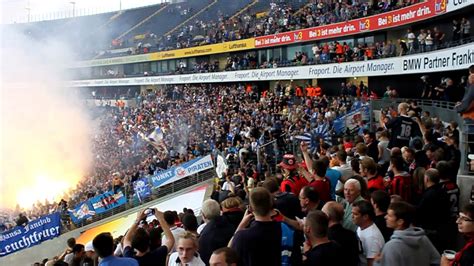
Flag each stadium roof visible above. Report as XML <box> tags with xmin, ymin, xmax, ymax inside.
<box><xmin>1</xmin><ymin>0</ymin><xmax>169</xmax><ymax>24</ymax></box>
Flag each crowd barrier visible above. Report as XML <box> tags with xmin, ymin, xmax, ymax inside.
<box><xmin>0</xmin><ymin>156</ymin><xmax>217</xmax><ymax>257</ymax></box>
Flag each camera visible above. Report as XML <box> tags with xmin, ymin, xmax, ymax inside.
<box><xmin>144</xmin><ymin>208</ymin><xmax>155</xmax><ymax>216</ymax></box>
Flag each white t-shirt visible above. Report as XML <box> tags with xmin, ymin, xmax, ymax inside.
<box><xmin>378</xmin><ymin>140</ymin><xmax>390</xmax><ymax>164</ymax></box>
<box><xmin>332</xmin><ymin>163</ymin><xmax>353</xmax><ymax>180</ymax></box>
<box><xmin>168</xmin><ymin>252</ymin><xmax>206</xmax><ymax>266</ymax></box>
<box><xmin>197</xmin><ymin>222</ymin><xmax>207</xmax><ymax>235</ymax></box>
<box><xmin>64</xmin><ymin>253</ymin><xmax>74</xmax><ymax>265</ymax></box>
<box><xmin>407</xmin><ymin>32</ymin><xmax>416</xmax><ymax>43</ymax></box>
<box><xmin>357</xmin><ymin>223</ymin><xmax>385</xmax><ymax>266</ymax></box>
<box><xmin>222</xmin><ymin>181</ymin><xmax>235</xmax><ymax>191</ymax></box>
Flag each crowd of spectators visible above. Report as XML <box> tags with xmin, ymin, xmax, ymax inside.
<box><xmin>83</xmin><ymin>16</ymin><xmax>471</xmax><ymax>81</ymax></box>
<box><xmin>35</xmin><ymin>92</ymin><xmax>474</xmax><ymax>265</ymax></box>
<box><xmin>152</xmin><ymin>0</ymin><xmax>424</xmax><ymax>52</ymax></box>
<box><xmin>4</xmin><ymin>66</ymin><xmax>473</xmax><ymax>232</ymax></box>
<box><xmin>5</xmin><ymin>65</ymin><xmax>473</xmax><ymax>265</ymax></box>
<box><xmin>95</xmin><ymin>0</ymin><xmax>426</xmax><ymax>58</ymax></box>
<box><xmin>0</xmin><ymin>80</ymin><xmax>366</xmax><ymax>231</ymax></box>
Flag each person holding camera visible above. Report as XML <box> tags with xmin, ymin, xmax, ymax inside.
<box><xmin>123</xmin><ymin>208</ymin><xmax>175</xmax><ymax>266</ymax></box>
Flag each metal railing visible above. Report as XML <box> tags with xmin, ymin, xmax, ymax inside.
<box><xmin>66</xmin><ymin>168</ymin><xmax>216</xmax><ymax>231</ymax></box>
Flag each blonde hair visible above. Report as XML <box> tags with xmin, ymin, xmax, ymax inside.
<box><xmin>398</xmin><ymin>102</ymin><xmax>409</xmax><ymax>114</ymax></box>
<box><xmin>221</xmin><ymin>196</ymin><xmax>243</xmax><ymax>210</ymax></box>
<box><xmin>359</xmin><ymin>157</ymin><xmax>377</xmax><ymax>175</ymax></box>
<box><xmin>177</xmin><ymin>231</ymin><xmax>198</xmax><ymax>249</ymax></box>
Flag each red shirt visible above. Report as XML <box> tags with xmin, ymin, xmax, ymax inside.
<box><xmin>280</xmin><ymin>175</ymin><xmax>306</xmax><ymax>195</ymax></box>
<box><xmin>368</xmin><ymin>175</ymin><xmax>385</xmax><ymax>192</ymax></box>
<box><xmin>296</xmin><ymin>87</ymin><xmax>303</xmax><ymax>97</ymax></box>
<box><xmin>309</xmin><ymin>177</ymin><xmax>332</xmax><ymax>202</ymax></box>
<box><xmin>390</xmin><ymin>173</ymin><xmax>412</xmax><ymax>202</ymax></box>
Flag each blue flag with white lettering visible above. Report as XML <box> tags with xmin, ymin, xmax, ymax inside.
<box><xmin>0</xmin><ymin>213</ymin><xmax>61</xmax><ymax>257</ymax></box>
<box><xmin>150</xmin><ymin>155</ymin><xmax>214</xmax><ymax>188</ymax></box>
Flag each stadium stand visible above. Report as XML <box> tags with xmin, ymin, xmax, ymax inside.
<box><xmin>1</xmin><ymin>0</ymin><xmax>474</xmax><ymax>265</ymax></box>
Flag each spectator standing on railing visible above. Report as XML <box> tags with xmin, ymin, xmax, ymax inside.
<box><xmin>381</xmin><ymin>102</ymin><xmax>422</xmax><ymax>149</ymax></box>
<box><xmin>398</xmin><ymin>39</ymin><xmax>408</xmax><ymax>56</ymax></box>
<box><xmin>453</xmin><ymin>19</ymin><xmax>462</xmax><ymax>43</ymax></box>
<box><xmin>455</xmin><ymin>65</ymin><xmax>474</xmax><ymax>153</ymax></box>
<box><xmin>406</xmin><ymin>28</ymin><xmax>416</xmax><ymax>54</ymax></box>
<box><xmin>417</xmin><ymin>29</ymin><xmax>427</xmax><ymax>53</ymax></box>
<box><xmin>461</xmin><ymin>17</ymin><xmax>471</xmax><ymax>42</ymax></box>
<box><xmin>425</xmin><ymin>29</ymin><xmax>434</xmax><ymax>51</ymax></box>
<box><xmin>433</xmin><ymin>27</ymin><xmax>445</xmax><ymax>50</ymax></box>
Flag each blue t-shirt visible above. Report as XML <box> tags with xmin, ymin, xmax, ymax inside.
<box><xmin>325</xmin><ymin>169</ymin><xmax>341</xmax><ymax>200</ymax></box>
<box><xmin>99</xmin><ymin>255</ymin><xmax>138</xmax><ymax>266</ymax></box>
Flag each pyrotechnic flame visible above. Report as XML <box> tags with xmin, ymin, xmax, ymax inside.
<box><xmin>0</xmin><ymin>29</ymin><xmax>92</xmax><ymax>210</ymax></box>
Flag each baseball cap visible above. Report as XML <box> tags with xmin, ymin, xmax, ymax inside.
<box><xmin>84</xmin><ymin>241</ymin><xmax>94</xmax><ymax>253</ymax></box>
<box><xmin>279</xmin><ymin>154</ymin><xmax>297</xmax><ymax>170</ymax></box>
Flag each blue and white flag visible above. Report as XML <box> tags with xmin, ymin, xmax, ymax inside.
<box><xmin>333</xmin><ymin>106</ymin><xmax>370</xmax><ymax>134</ymax></box>
<box><xmin>0</xmin><ymin>213</ymin><xmax>61</xmax><ymax>257</ymax></box>
<box><xmin>313</xmin><ymin>123</ymin><xmax>332</xmax><ymax>145</ymax></box>
<box><xmin>134</xmin><ymin>178</ymin><xmax>152</xmax><ymax>202</ymax></box>
<box><xmin>147</xmin><ymin>126</ymin><xmax>168</xmax><ymax>156</ymax></box>
<box><xmin>147</xmin><ymin>126</ymin><xmax>164</xmax><ymax>142</ymax></box>
<box><xmin>295</xmin><ymin>123</ymin><xmax>332</xmax><ymax>152</ymax></box>
<box><xmin>69</xmin><ymin>201</ymin><xmax>95</xmax><ymax>224</ymax></box>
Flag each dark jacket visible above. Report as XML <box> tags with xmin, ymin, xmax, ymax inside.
<box><xmin>199</xmin><ymin>216</ymin><xmax>236</xmax><ymax>265</ymax></box>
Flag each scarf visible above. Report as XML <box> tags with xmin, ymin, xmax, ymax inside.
<box><xmin>452</xmin><ymin>237</ymin><xmax>474</xmax><ymax>265</ymax></box>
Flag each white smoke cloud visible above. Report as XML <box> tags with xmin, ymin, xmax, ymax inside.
<box><xmin>0</xmin><ymin>27</ymin><xmax>92</xmax><ymax>210</ymax></box>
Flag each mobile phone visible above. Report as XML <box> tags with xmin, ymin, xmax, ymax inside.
<box><xmin>247</xmin><ymin>206</ymin><xmax>253</xmax><ymax>214</ymax></box>
<box><xmin>144</xmin><ymin>208</ymin><xmax>155</xmax><ymax>216</ymax></box>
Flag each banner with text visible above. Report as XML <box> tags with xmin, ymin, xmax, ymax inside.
<box><xmin>69</xmin><ymin>190</ymin><xmax>127</xmax><ymax>224</ymax></box>
<box><xmin>0</xmin><ymin>213</ymin><xmax>61</xmax><ymax>257</ymax></box>
<box><xmin>73</xmin><ymin>0</ymin><xmax>471</xmax><ymax>69</ymax></box>
<box><xmin>70</xmin><ymin>43</ymin><xmax>474</xmax><ymax>87</ymax></box>
<box><xmin>254</xmin><ymin>0</ymin><xmax>446</xmax><ymax>48</ymax></box>
<box><xmin>89</xmin><ymin>190</ymin><xmax>127</xmax><ymax>214</ymax></box>
<box><xmin>446</xmin><ymin>0</ymin><xmax>472</xmax><ymax>12</ymax></box>
<box><xmin>75</xmin><ymin>39</ymin><xmax>255</xmax><ymax>68</ymax></box>
<box><xmin>150</xmin><ymin>155</ymin><xmax>214</xmax><ymax>188</ymax></box>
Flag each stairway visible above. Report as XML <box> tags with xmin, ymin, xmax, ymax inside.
<box><xmin>229</xmin><ymin>0</ymin><xmax>259</xmax><ymax>21</ymax></box>
<box><xmin>159</xmin><ymin>0</ymin><xmax>218</xmax><ymax>41</ymax></box>
<box><xmin>91</xmin><ymin>10</ymin><xmax>124</xmax><ymax>36</ymax></box>
<box><xmin>115</xmin><ymin>3</ymin><xmax>169</xmax><ymax>40</ymax></box>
